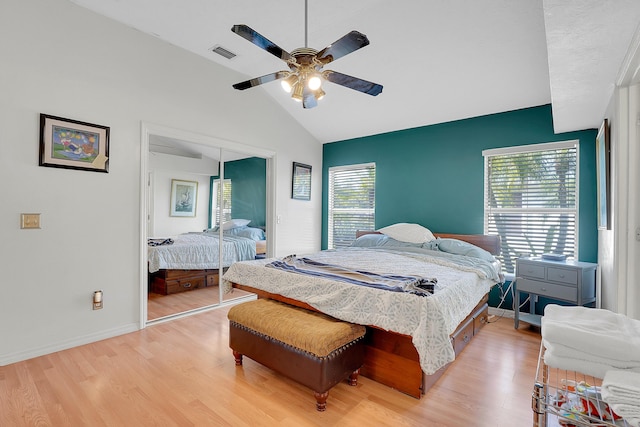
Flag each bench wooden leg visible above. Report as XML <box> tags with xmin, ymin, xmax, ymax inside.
<box><xmin>348</xmin><ymin>368</ymin><xmax>360</xmax><ymax>386</ymax></box>
<box><xmin>232</xmin><ymin>350</ymin><xmax>243</xmax><ymax>366</ymax></box>
<box><xmin>314</xmin><ymin>391</ymin><xmax>329</xmax><ymax>411</ymax></box>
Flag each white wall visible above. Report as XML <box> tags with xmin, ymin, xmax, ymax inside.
<box><xmin>0</xmin><ymin>0</ymin><xmax>322</xmax><ymax>365</ymax></box>
<box><xmin>598</xmin><ymin>24</ymin><xmax>640</xmax><ymax>320</ymax></box>
<box><xmin>151</xmin><ymin>172</ymin><xmax>211</xmax><ymax>237</ymax></box>
<box><xmin>148</xmin><ymin>152</ymin><xmax>219</xmax><ymax>237</ymax></box>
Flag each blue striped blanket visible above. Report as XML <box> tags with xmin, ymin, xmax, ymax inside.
<box><xmin>266</xmin><ymin>255</ymin><xmax>436</xmax><ymax>296</ymax></box>
<box><xmin>147</xmin><ymin>238</ymin><xmax>174</xmax><ymax>246</ymax></box>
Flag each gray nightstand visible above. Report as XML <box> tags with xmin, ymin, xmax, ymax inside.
<box><xmin>514</xmin><ymin>257</ymin><xmax>597</xmax><ymax>328</ymax></box>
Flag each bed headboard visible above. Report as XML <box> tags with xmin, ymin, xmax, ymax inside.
<box><xmin>355</xmin><ymin>230</ymin><xmax>501</xmax><ymax>256</ymax></box>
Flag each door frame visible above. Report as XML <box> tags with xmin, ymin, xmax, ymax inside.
<box><xmin>139</xmin><ymin>121</ymin><xmax>276</xmax><ymax>327</ymax></box>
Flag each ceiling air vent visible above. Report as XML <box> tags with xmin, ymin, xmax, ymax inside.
<box><xmin>210</xmin><ymin>45</ymin><xmax>236</xmax><ymax>60</ymax></box>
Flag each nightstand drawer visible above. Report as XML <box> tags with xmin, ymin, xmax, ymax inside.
<box><xmin>517</xmin><ymin>279</ymin><xmax>577</xmax><ymax>302</ymax></box>
<box><xmin>547</xmin><ymin>267</ymin><xmax>578</xmax><ymax>285</ymax></box>
<box><xmin>518</xmin><ymin>263</ymin><xmax>546</xmax><ymax>280</ymax></box>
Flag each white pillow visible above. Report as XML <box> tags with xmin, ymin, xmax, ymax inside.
<box><xmin>222</xmin><ymin>219</ymin><xmax>251</xmax><ymax>230</ymax></box>
<box><xmin>376</xmin><ymin>223</ymin><xmax>436</xmax><ymax>244</ymax></box>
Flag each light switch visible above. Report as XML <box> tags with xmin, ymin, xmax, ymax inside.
<box><xmin>21</xmin><ymin>213</ymin><xmax>41</xmax><ymax>229</ymax></box>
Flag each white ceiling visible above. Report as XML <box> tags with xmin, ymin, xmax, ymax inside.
<box><xmin>69</xmin><ymin>0</ymin><xmax>640</xmax><ymax>143</ymax></box>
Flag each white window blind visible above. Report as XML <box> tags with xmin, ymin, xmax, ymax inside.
<box><xmin>328</xmin><ymin>163</ymin><xmax>376</xmax><ymax>249</ymax></box>
<box><xmin>483</xmin><ymin>141</ymin><xmax>578</xmax><ymax>274</ymax></box>
<box><xmin>212</xmin><ymin>179</ymin><xmax>232</xmax><ymax>227</ymax></box>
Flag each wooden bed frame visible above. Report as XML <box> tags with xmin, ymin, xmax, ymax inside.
<box><xmin>149</xmin><ymin>238</ymin><xmax>267</xmax><ymax>295</ymax></box>
<box><xmin>231</xmin><ymin>231</ymin><xmax>501</xmax><ymax>398</ymax></box>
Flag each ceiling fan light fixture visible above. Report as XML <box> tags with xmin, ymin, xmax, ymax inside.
<box><xmin>314</xmin><ymin>88</ymin><xmax>325</xmax><ymax>101</ymax></box>
<box><xmin>307</xmin><ymin>74</ymin><xmax>322</xmax><ymax>91</ymax></box>
<box><xmin>281</xmin><ymin>74</ymin><xmax>298</xmax><ymax>93</ymax></box>
<box><xmin>291</xmin><ymin>82</ymin><xmax>304</xmax><ymax>102</ymax></box>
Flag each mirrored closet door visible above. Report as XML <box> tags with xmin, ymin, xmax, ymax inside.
<box><xmin>145</xmin><ymin>135</ymin><xmax>267</xmax><ymax>322</ymax></box>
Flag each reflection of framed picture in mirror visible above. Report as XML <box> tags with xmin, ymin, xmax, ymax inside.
<box><xmin>596</xmin><ymin>118</ymin><xmax>610</xmax><ymax>230</ymax></box>
<box><xmin>292</xmin><ymin>162</ymin><xmax>311</xmax><ymax>200</ymax></box>
<box><xmin>170</xmin><ymin>179</ymin><xmax>198</xmax><ymax>217</ymax></box>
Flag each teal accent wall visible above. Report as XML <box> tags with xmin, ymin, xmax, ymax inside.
<box><xmin>209</xmin><ymin>157</ymin><xmax>266</xmax><ymax>228</ymax></box>
<box><xmin>322</xmin><ymin>104</ymin><xmax>598</xmax><ymax>310</ymax></box>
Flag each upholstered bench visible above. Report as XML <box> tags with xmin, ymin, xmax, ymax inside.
<box><xmin>228</xmin><ymin>298</ymin><xmax>366</xmax><ymax>411</ymax></box>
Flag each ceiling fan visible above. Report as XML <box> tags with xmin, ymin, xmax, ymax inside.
<box><xmin>230</xmin><ymin>1</ymin><xmax>383</xmax><ymax>109</ymax></box>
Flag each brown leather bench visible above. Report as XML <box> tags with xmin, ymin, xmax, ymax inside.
<box><xmin>228</xmin><ymin>298</ymin><xmax>366</xmax><ymax>411</ymax></box>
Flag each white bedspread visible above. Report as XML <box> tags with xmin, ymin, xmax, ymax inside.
<box><xmin>222</xmin><ymin>247</ymin><xmax>499</xmax><ymax>374</ymax></box>
<box><xmin>148</xmin><ymin>233</ymin><xmax>256</xmax><ymax>273</ymax></box>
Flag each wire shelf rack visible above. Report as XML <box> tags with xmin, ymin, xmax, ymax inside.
<box><xmin>532</xmin><ymin>343</ymin><xmax>631</xmax><ymax>427</ymax></box>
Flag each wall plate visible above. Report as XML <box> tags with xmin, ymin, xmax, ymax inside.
<box><xmin>21</xmin><ymin>213</ymin><xmax>41</xmax><ymax>229</ymax></box>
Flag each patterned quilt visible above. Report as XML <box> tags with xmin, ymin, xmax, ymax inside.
<box><xmin>148</xmin><ymin>233</ymin><xmax>256</xmax><ymax>273</ymax></box>
<box><xmin>222</xmin><ymin>247</ymin><xmax>501</xmax><ymax>374</ymax></box>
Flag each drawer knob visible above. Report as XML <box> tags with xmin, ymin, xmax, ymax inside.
<box><xmin>480</xmin><ymin>316</ymin><xmax>487</xmax><ymax>324</ymax></box>
<box><xmin>182</xmin><ymin>282</ymin><xmax>192</xmax><ymax>288</ymax></box>
<box><xmin>463</xmin><ymin>334</ymin><xmax>471</xmax><ymax>344</ymax></box>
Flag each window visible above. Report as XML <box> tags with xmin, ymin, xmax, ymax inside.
<box><xmin>483</xmin><ymin>141</ymin><xmax>578</xmax><ymax>274</ymax></box>
<box><xmin>328</xmin><ymin>163</ymin><xmax>376</xmax><ymax>249</ymax></box>
<box><xmin>211</xmin><ymin>178</ymin><xmax>232</xmax><ymax>227</ymax></box>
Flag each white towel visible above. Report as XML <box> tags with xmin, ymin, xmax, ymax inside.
<box><xmin>602</xmin><ymin>370</ymin><xmax>640</xmax><ymax>427</ymax></box>
<box><xmin>602</xmin><ymin>370</ymin><xmax>640</xmax><ymax>404</ymax></box>
<box><xmin>543</xmin><ymin>339</ymin><xmax>640</xmax><ymax>374</ymax></box>
<box><xmin>542</xmin><ymin>350</ymin><xmax>640</xmax><ymax>379</ymax></box>
<box><xmin>541</xmin><ymin>305</ymin><xmax>640</xmax><ymax>363</ymax></box>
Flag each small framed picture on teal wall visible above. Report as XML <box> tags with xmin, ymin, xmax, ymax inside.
<box><xmin>596</xmin><ymin>118</ymin><xmax>610</xmax><ymax>230</ymax></box>
<box><xmin>292</xmin><ymin>162</ymin><xmax>311</xmax><ymax>200</ymax></box>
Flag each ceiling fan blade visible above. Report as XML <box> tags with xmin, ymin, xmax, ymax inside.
<box><xmin>316</xmin><ymin>31</ymin><xmax>370</xmax><ymax>64</ymax></box>
<box><xmin>232</xmin><ymin>71</ymin><xmax>289</xmax><ymax>90</ymax></box>
<box><xmin>302</xmin><ymin>86</ymin><xmax>318</xmax><ymax>109</ymax></box>
<box><xmin>324</xmin><ymin>71</ymin><xmax>383</xmax><ymax>96</ymax></box>
<box><xmin>231</xmin><ymin>24</ymin><xmax>293</xmax><ymax>62</ymax></box>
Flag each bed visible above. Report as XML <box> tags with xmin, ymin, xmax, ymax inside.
<box><xmin>222</xmin><ymin>224</ymin><xmax>502</xmax><ymax>398</ymax></box>
<box><xmin>148</xmin><ymin>231</ymin><xmax>260</xmax><ymax>295</ymax></box>
<box><xmin>215</xmin><ymin>224</ymin><xmax>267</xmax><ymax>256</ymax></box>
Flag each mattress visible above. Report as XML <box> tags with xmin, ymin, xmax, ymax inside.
<box><xmin>222</xmin><ymin>247</ymin><xmax>501</xmax><ymax>374</ymax></box>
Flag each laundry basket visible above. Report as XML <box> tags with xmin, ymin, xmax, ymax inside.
<box><xmin>532</xmin><ymin>343</ymin><xmax>632</xmax><ymax>427</ymax></box>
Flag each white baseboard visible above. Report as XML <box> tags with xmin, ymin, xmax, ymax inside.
<box><xmin>489</xmin><ymin>307</ymin><xmax>515</xmax><ymax>319</ymax></box>
<box><xmin>0</xmin><ymin>323</ymin><xmax>139</xmax><ymax>367</ymax></box>
<box><xmin>2</xmin><ymin>295</ymin><xmax>259</xmax><ymax>366</ymax></box>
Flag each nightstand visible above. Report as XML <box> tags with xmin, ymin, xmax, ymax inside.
<box><xmin>514</xmin><ymin>257</ymin><xmax>597</xmax><ymax>328</ymax></box>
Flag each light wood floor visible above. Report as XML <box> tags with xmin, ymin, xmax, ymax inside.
<box><xmin>0</xmin><ymin>308</ymin><xmax>543</xmax><ymax>426</ymax></box>
<box><xmin>147</xmin><ymin>286</ymin><xmax>255</xmax><ymax>320</ymax></box>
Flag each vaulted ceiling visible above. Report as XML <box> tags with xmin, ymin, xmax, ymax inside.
<box><xmin>69</xmin><ymin>0</ymin><xmax>640</xmax><ymax>143</ymax></box>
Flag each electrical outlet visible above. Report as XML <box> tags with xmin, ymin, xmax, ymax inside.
<box><xmin>93</xmin><ymin>290</ymin><xmax>103</xmax><ymax>310</ymax></box>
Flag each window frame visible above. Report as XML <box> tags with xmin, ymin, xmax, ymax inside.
<box><xmin>482</xmin><ymin>140</ymin><xmax>580</xmax><ymax>275</ymax></box>
<box><xmin>327</xmin><ymin>162</ymin><xmax>376</xmax><ymax>249</ymax></box>
<box><xmin>210</xmin><ymin>178</ymin><xmax>232</xmax><ymax>228</ymax></box>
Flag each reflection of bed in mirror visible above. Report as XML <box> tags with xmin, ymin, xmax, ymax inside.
<box><xmin>217</xmin><ymin>222</ymin><xmax>267</xmax><ymax>257</ymax></box>
<box><xmin>223</xmin><ymin>226</ymin><xmax>502</xmax><ymax>398</ymax></box>
<box><xmin>148</xmin><ymin>226</ymin><xmax>266</xmax><ymax>295</ymax></box>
